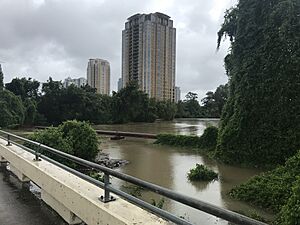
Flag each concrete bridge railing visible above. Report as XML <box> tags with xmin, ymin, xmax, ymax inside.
<box><xmin>0</xmin><ymin>130</ymin><xmax>268</xmax><ymax>225</ymax></box>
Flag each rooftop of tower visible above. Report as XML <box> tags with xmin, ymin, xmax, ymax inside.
<box><xmin>127</xmin><ymin>12</ymin><xmax>171</xmax><ymax>21</ymax></box>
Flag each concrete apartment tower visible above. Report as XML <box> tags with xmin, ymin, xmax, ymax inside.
<box><xmin>87</xmin><ymin>59</ymin><xmax>110</xmax><ymax>95</ymax></box>
<box><xmin>122</xmin><ymin>12</ymin><xmax>176</xmax><ymax>101</ymax></box>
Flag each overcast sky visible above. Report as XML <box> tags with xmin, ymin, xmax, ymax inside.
<box><xmin>0</xmin><ymin>0</ymin><xmax>236</xmax><ymax>99</ymax></box>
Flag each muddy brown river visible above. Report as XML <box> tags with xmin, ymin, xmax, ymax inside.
<box><xmin>95</xmin><ymin>118</ymin><xmax>273</xmax><ymax>225</ymax></box>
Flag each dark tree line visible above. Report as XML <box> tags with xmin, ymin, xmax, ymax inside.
<box><xmin>0</xmin><ymin>77</ymin><xmax>181</xmax><ymax>127</ymax></box>
<box><xmin>176</xmin><ymin>84</ymin><xmax>228</xmax><ymax>118</ymax></box>
<box><xmin>0</xmin><ymin>73</ymin><xmax>228</xmax><ymax>128</ymax></box>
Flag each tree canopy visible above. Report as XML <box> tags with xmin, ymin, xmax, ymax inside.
<box><xmin>215</xmin><ymin>0</ymin><xmax>300</xmax><ymax>166</ymax></box>
<box><xmin>0</xmin><ymin>89</ymin><xmax>25</xmax><ymax>127</ymax></box>
<box><xmin>5</xmin><ymin>77</ymin><xmax>40</xmax><ymax>100</ymax></box>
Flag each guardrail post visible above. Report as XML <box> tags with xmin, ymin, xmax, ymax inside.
<box><xmin>33</xmin><ymin>144</ymin><xmax>42</xmax><ymax>161</ymax></box>
<box><xmin>99</xmin><ymin>172</ymin><xmax>116</xmax><ymax>203</ymax></box>
<box><xmin>6</xmin><ymin>134</ymin><xmax>12</xmax><ymax>146</ymax></box>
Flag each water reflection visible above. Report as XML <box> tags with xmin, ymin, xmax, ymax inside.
<box><xmin>95</xmin><ymin>118</ymin><xmax>219</xmax><ymax>136</ymax></box>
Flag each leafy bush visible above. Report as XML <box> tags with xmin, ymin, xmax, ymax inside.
<box><xmin>155</xmin><ymin>134</ymin><xmax>202</xmax><ymax>148</ymax></box>
<box><xmin>199</xmin><ymin>126</ymin><xmax>218</xmax><ymax>150</ymax></box>
<box><xmin>59</xmin><ymin>120</ymin><xmax>99</xmax><ymax>161</ymax></box>
<box><xmin>230</xmin><ymin>150</ymin><xmax>300</xmax><ymax>213</ymax></box>
<box><xmin>151</xmin><ymin>198</ymin><xmax>165</xmax><ymax>209</ymax></box>
<box><xmin>27</xmin><ymin>120</ymin><xmax>99</xmax><ymax>162</ymax></box>
<box><xmin>187</xmin><ymin>164</ymin><xmax>218</xmax><ymax>181</ymax></box>
<box><xmin>155</xmin><ymin>126</ymin><xmax>218</xmax><ymax>151</ymax></box>
<box><xmin>276</xmin><ymin>176</ymin><xmax>300</xmax><ymax>224</ymax></box>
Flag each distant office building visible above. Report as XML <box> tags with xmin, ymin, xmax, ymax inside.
<box><xmin>117</xmin><ymin>78</ymin><xmax>123</xmax><ymax>91</ymax></box>
<box><xmin>122</xmin><ymin>12</ymin><xmax>176</xmax><ymax>101</ymax></box>
<box><xmin>175</xmin><ymin>86</ymin><xmax>181</xmax><ymax>103</ymax></box>
<box><xmin>87</xmin><ymin>59</ymin><xmax>110</xmax><ymax>95</ymax></box>
<box><xmin>63</xmin><ymin>77</ymin><xmax>87</xmax><ymax>88</ymax></box>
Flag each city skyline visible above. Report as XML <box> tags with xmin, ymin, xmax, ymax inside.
<box><xmin>0</xmin><ymin>0</ymin><xmax>236</xmax><ymax>99</ymax></box>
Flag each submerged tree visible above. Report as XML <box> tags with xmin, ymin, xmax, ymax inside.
<box><xmin>215</xmin><ymin>0</ymin><xmax>300</xmax><ymax>165</ymax></box>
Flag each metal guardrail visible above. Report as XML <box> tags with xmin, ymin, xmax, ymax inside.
<box><xmin>0</xmin><ymin>130</ymin><xmax>268</xmax><ymax>225</ymax></box>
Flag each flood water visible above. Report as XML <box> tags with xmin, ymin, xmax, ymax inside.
<box><xmin>95</xmin><ymin>119</ymin><xmax>273</xmax><ymax>225</ymax></box>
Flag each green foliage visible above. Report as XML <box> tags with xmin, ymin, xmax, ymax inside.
<box><xmin>89</xmin><ymin>171</ymin><xmax>104</xmax><ymax>182</ymax></box>
<box><xmin>230</xmin><ymin>150</ymin><xmax>300</xmax><ymax>213</ymax></box>
<box><xmin>156</xmin><ymin>133</ymin><xmax>202</xmax><ymax>148</ymax></box>
<box><xmin>5</xmin><ymin>77</ymin><xmax>40</xmax><ymax>100</ymax></box>
<box><xmin>38</xmin><ymin>79</ymin><xmax>163</xmax><ymax>125</ymax></box>
<box><xmin>201</xmin><ymin>84</ymin><xmax>228</xmax><ymax>118</ymax></box>
<box><xmin>175</xmin><ymin>86</ymin><xmax>228</xmax><ymax>118</ymax></box>
<box><xmin>0</xmin><ymin>90</ymin><xmax>25</xmax><ymax>127</ymax></box>
<box><xmin>156</xmin><ymin>126</ymin><xmax>218</xmax><ymax>151</ymax></box>
<box><xmin>187</xmin><ymin>164</ymin><xmax>218</xmax><ymax>181</ymax></box>
<box><xmin>183</xmin><ymin>92</ymin><xmax>201</xmax><ymax>117</ymax></box>
<box><xmin>156</xmin><ymin>100</ymin><xmax>177</xmax><ymax>121</ymax></box>
<box><xmin>59</xmin><ymin>120</ymin><xmax>99</xmax><ymax>161</ymax></box>
<box><xmin>151</xmin><ymin>198</ymin><xmax>165</xmax><ymax>209</ymax></box>
<box><xmin>28</xmin><ymin>127</ymin><xmax>73</xmax><ymax>154</ymax></box>
<box><xmin>111</xmin><ymin>82</ymin><xmax>157</xmax><ymax>123</ymax></box>
<box><xmin>200</xmin><ymin>126</ymin><xmax>218</xmax><ymax>150</ymax></box>
<box><xmin>276</xmin><ymin>176</ymin><xmax>300</xmax><ymax>225</ymax></box>
<box><xmin>28</xmin><ymin>120</ymin><xmax>99</xmax><ymax>162</ymax></box>
<box><xmin>216</xmin><ymin>0</ymin><xmax>300</xmax><ymax>166</ymax></box>
<box><xmin>23</xmin><ymin>98</ymin><xmax>37</xmax><ymax>125</ymax></box>
<box><xmin>38</xmin><ymin>78</ymin><xmax>112</xmax><ymax>125</ymax></box>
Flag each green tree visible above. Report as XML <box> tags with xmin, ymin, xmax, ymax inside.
<box><xmin>5</xmin><ymin>77</ymin><xmax>40</xmax><ymax>100</ymax></box>
<box><xmin>0</xmin><ymin>90</ymin><xmax>25</xmax><ymax>127</ymax></box>
<box><xmin>201</xmin><ymin>84</ymin><xmax>228</xmax><ymax>118</ymax></box>
<box><xmin>184</xmin><ymin>92</ymin><xmax>201</xmax><ymax>117</ymax></box>
<box><xmin>213</xmin><ymin>84</ymin><xmax>228</xmax><ymax>116</ymax></box>
<box><xmin>215</xmin><ymin>0</ymin><xmax>300</xmax><ymax>166</ymax></box>
<box><xmin>111</xmin><ymin>82</ymin><xmax>154</xmax><ymax>123</ymax></box>
<box><xmin>23</xmin><ymin>98</ymin><xmax>37</xmax><ymax>125</ymax></box>
<box><xmin>156</xmin><ymin>101</ymin><xmax>177</xmax><ymax>121</ymax></box>
<box><xmin>38</xmin><ymin>77</ymin><xmax>63</xmax><ymax>125</ymax></box>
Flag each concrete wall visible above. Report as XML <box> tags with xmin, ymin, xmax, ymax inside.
<box><xmin>0</xmin><ymin>138</ymin><xmax>169</xmax><ymax>225</ymax></box>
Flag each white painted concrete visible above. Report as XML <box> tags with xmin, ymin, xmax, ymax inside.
<box><xmin>41</xmin><ymin>189</ymin><xmax>83</xmax><ymax>224</ymax></box>
<box><xmin>0</xmin><ymin>139</ymin><xmax>170</xmax><ymax>225</ymax></box>
<box><xmin>10</xmin><ymin>165</ymin><xmax>30</xmax><ymax>182</ymax></box>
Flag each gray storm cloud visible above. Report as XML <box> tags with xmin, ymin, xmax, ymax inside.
<box><xmin>0</xmin><ymin>0</ymin><xmax>236</xmax><ymax>99</ymax></box>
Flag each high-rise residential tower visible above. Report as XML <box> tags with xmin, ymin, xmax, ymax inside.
<box><xmin>87</xmin><ymin>59</ymin><xmax>110</xmax><ymax>95</ymax></box>
<box><xmin>122</xmin><ymin>12</ymin><xmax>176</xmax><ymax>101</ymax></box>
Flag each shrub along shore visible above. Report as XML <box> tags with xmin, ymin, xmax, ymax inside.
<box><xmin>155</xmin><ymin>126</ymin><xmax>218</xmax><ymax>152</ymax></box>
